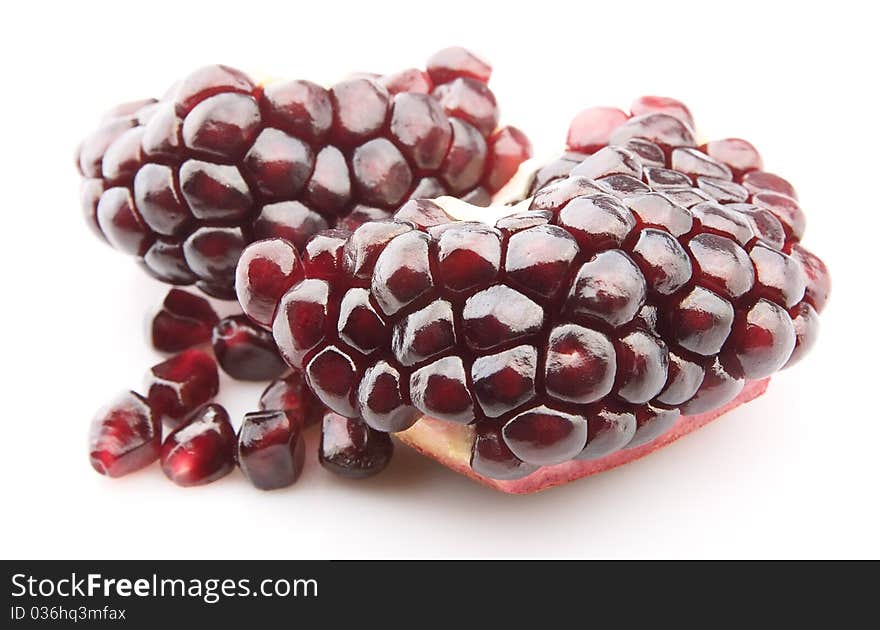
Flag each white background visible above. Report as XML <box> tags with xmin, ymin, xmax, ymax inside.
<box><xmin>1</xmin><ymin>0</ymin><xmax>877</xmax><ymax>559</ymax></box>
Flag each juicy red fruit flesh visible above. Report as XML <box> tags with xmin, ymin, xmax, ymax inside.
<box><xmin>260</xmin><ymin>371</ymin><xmax>325</xmax><ymax>427</ymax></box>
<box><xmin>160</xmin><ymin>403</ymin><xmax>236</xmax><ymax>486</ymax></box>
<box><xmin>89</xmin><ymin>391</ymin><xmax>161</xmax><ymax>477</ymax></box>
<box><xmin>151</xmin><ymin>288</ymin><xmax>219</xmax><ymax>352</ymax></box>
<box><xmin>212</xmin><ymin>315</ymin><xmax>287</xmax><ymax>381</ymax></box>
<box><xmin>146</xmin><ymin>348</ymin><xmax>219</xmax><ymax>427</ymax></box>
<box><xmin>238</xmin><ymin>410</ymin><xmax>306</xmax><ymax>490</ymax></box>
<box><xmin>319</xmin><ymin>412</ymin><xmax>393</xmax><ymax>479</ymax></box>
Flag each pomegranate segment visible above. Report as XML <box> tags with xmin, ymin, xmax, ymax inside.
<box><xmin>238</xmin><ymin>410</ymin><xmax>306</xmax><ymax>490</ymax></box>
<box><xmin>160</xmin><ymin>404</ymin><xmax>236</xmax><ymax>487</ymax></box>
<box><xmin>76</xmin><ymin>52</ymin><xmax>530</xmax><ymax>299</ymax></box>
<box><xmin>89</xmin><ymin>391</ymin><xmax>161</xmax><ymax>477</ymax></box>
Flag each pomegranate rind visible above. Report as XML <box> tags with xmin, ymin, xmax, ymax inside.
<box><xmin>397</xmin><ymin>378</ymin><xmax>770</xmax><ymax>494</ymax></box>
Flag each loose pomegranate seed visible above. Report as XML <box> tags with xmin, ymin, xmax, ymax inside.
<box><xmin>566</xmin><ymin>107</ymin><xmax>629</xmax><ymax>154</ymax></box>
<box><xmin>160</xmin><ymin>403</ymin><xmax>236</xmax><ymax>486</ymax></box>
<box><xmin>319</xmin><ymin>412</ymin><xmax>393</xmax><ymax>479</ymax></box>
<box><xmin>151</xmin><ymin>288</ymin><xmax>218</xmax><ymax>353</ymax></box>
<box><xmin>77</xmin><ymin>53</ymin><xmax>529</xmax><ymax>299</ymax></box>
<box><xmin>89</xmin><ymin>391</ymin><xmax>161</xmax><ymax>477</ymax></box>
<box><xmin>212</xmin><ymin>315</ymin><xmax>287</xmax><ymax>381</ymax></box>
<box><xmin>630</xmin><ymin>96</ymin><xmax>694</xmax><ymax>130</ymax></box>
<box><xmin>146</xmin><ymin>348</ymin><xmax>219</xmax><ymax>427</ymax></box>
<box><xmin>260</xmin><ymin>371</ymin><xmax>325</xmax><ymax>427</ymax></box>
<box><xmin>238</xmin><ymin>410</ymin><xmax>305</xmax><ymax>490</ymax></box>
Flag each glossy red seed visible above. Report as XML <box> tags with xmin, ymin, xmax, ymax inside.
<box><xmin>392</xmin><ymin>300</ymin><xmax>456</xmax><ymax>366</ymax></box>
<box><xmin>351</xmin><ymin>138</ymin><xmax>414</xmax><ymax>207</ymax></box>
<box><xmin>503</xmin><ymin>406</ymin><xmax>588</xmax><ymax>466</ymax></box>
<box><xmin>273</xmin><ymin>279</ymin><xmax>330</xmax><ymax>366</ymax></box>
<box><xmin>236</xmin><ymin>239</ymin><xmax>304</xmax><ymax>329</ymax></box>
<box><xmin>89</xmin><ymin>391</ymin><xmax>161</xmax><ymax>477</ymax></box>
<box><xmin>302</xmin><ymin>229</ymin><xmax>349</xmax><ymax>279</ymax></box>
<box><xmin>306</xmin><ymin>345</ymin><xmax>359</xmax><ymax>417</ymax></box>
<box><xmin>679</xmin><ymin>357</ymin><xmax>744</xmax><ymax>415</ymax></box>
<box><xmin>330</xmin><ymin>78</ymin><xmax>390</xmax><ymax>147</ymax></box>
<box><xmin>484</xmin><ymin>126</ymin><xmax>532</xmax><ymax>193</ymax></box>
<box><xmin>435</xmin><ymin>223</ymin><xmax>501</xmax><ymax>292</ymax></box>
<box><xmin>183</xmin><ymin>226</ymin><xmax>246</xmax><ymax>289</ymax></box>
<box><xmin>505</xmin><ymin>225</ymin><xmax>579</xmax><ymax>299</ymax></box>
<box><xmin>134</xmin><ymin>163</ymin><xmax>192</xmax><ymax>236</ymax></box>
<box><xmin>725</xmin><ymin>298</ymin><xmax>796</xmax><ymax>379</ymax></box>
<box><xmin>571</xmin><ymin>145</ymin><xmax>643</xmax><ymax>181</ymax></box>
<box><xmin>557</xmin><ymin>194</ymin><xmax>635</xmax><ymax>254</ymax></box>
<box><xmin>785</xmin><ymin>302</ymin><xmax>820</xmax><ymax>368</ymax></box>
<box><xmin>146</xmin><ymin>349</ymin><xmax>219</xmax><ymax>427</ymax></box>
<box><xmin>252</xmin><ymin>201</ymin><xmax>328</xmax><ymax>251</ymax></box>
<box><xmin>79</xmin><ymin>117</ymin><xmax>137</xmax><ymax>178</ymax></box>
<box><xmin>371</xmin><ymin>231</ymin><xmax>433</xmax><ymax>316</ymax></box>
<box><xmin>260</xmin><ymin>79</ymin><xmax>332</xmax><ymax>143</ymax></box>
<box><xmin>576</xmin><ymin>402</ymin><xmax>637</xmax><ymax>461</ymax></box>
<box><xmin>742</xmin><ymin>171</ymin><xmax>797</xmax><ymax>199</ymax></box>
<box><xmin>101</xmin><ymin>126</ymin><xmax>145</xmax><ymax>183</ymax></box>
<box><xmin>433</xmin><ymin>77</ymin><xmax>499</xmax><ymax>136</ymax></box>
<box><xmin>96</xmin><ymin>187</ymin><xmax>154</xmax><ymax>256</ymax></box>
<box><xmin>380</xmin><ymin>68</ymin><xmax>433</xmax><ymax>95</ymax></box>
<box><xmin>357</xmin><ymin>361</ymin><xmax>419</xmax><ymax>432</ymax></box>
<box><xmin>750</xmin><ymin>243</ymin><xmax>807</xmax><ymax>308</ymax></box>
<box><xmin>238</xmin><ymin>409</ymin><xmax>305</xmax><ymax>490</ymax></box>
<box><xmin>319</xmin><ymin>412</ymin><xmax>394</xmax><ymax>478</ymax></box>
<box><xmin>565</xmin><ymin>250</ymin><xmax>647</xmax><ymax>328</ymax></box>
<box><xmin>462</xmin><ymin>285</ymin><xmax>544</xmax><ymax>351</ymax></box>
<box><xmin>427</xmin><ymin>47</ymin><xmax>492</xmax><ymax>85</ymax></box>
<box><xmin>630</xmin><ymin>95</ymin><xmax>695</xmax><ymax>130</ymax></box>
<box><xmin>657</xmin><ymin>352</ymin><xmax>705</xmax><ymax>406</ymax></box>
<box><xmin>303</xmin><ymin>146</ymin><xmax>352</xmax><ymax>214</ymax></box>
<box><xmin>242</xmin><ymin>128</ymin><xmax>314</xmax><ymax>200</ymax></box>
<box><xmin>212</xmin><ymin>315</ymin><xmax>287</xmax><ymax>381</ymax></box>
<box><xmin>668</xmin><ymin>287</ymin><xmax>734</xmax><ymax>356</ymax></box>
<box><xmin>80</xmin><ymin>178</ymin><xmax>107</xmax><ymax>241</ymax></box>
<box><xmin>339</xmin><ymin>288</ymin><xmax>389</xmax><ymax>354</ymax></box>
<box><xmin>141</xmin><ymin>103</ymin><xmax>183</xmax><ymax>159</ymax></box>
<box><xmin>472</xmin><ymin>345</ymin><xmax>537</xmax><ymax>418</ymax></box>
<box><xmin>470</xmin><ymin>422</ymin><xmax>538</xmax><ymax>480</ymax></box>
<box><xmin>389</xmin><ymin>93</ymin><xmax>451</xmax><ymax>171</ymax></box>
<box><xmin>610</xmin><ymin>112</ymin><xmax>696</xmax><ymax>149</ymax></box>
<box><xmin>625</xmin><ymin>193</ymin><xmax>693</xmax><ymax>236</ymax></box>
<box><xmin>142</xmin><ymin>239</ymin><xmax>198</xmax><ymax>285</ymax></box>
<box><xmin>441</xmin><ymin>118</ymin><xmax>488</xmax><ymax>193</ymax></box>
<box><xmin>173</xmin><ymin>65</ymin><xmax>255</xmax><ymax>115</ymax></box>
<box><xmin>151</xmin><ymin>288</ymin><xmax>218</xmax><ymax>353</ymax></box>
<box><xmin>625</xmin><ymin>405</ymin><xmax>681</xmax><ymax>449</ymax></box>
<box><xmin>160</xmin><ymin>403</ymin><xmax>236</xmax><ymax>486</ymax></box>
<box><xmin>566</xmin><ymin>107</ymin><xmax>629</xmax><ymax>154</ymax></box>
<box><xmin>614</xmin><ymin>330</ymin><xmax>668</xmax><ymax>404</ymax></box>
<box><xmin>628</xmin><ymin>228</ymin><xmax>692</xmax><ymax>295</ymax></box>
<box><xmin>544</xmin><ymin>324</ymin><xmax>616</xmax><ymax>405</ymax></box>
<box><xmin>701</xmin><ymin>138</ymin><xmax>763</xmax><ymax>178</ymax></box>
<box><xmin>689</xmin><ymin>233</ymin><xmax>755</xmax><ymax>299</ymax></box>
<box><xmin>751</xmin><ymin>192</ymin><xmax>806</xmax><ymax>241</ymax></box>
<box><xmin>410</xmin><ymin>356</ymin><xmax>474</xmax><ymax>423</ymax></box>
<box><xmin>789</xmin><ymin>244</ymin><xmax>830</xmax><ymax>313</ymax></box>
<box><xmin>182</xmin><ymin>92</ymin><xmax>261</xmax><ymax>160</ymax></box>
<box><xmin>260</xmin><ymin>371</ymin><xmax>325</xmax><ymax>427</ymax></box>
<box><xmin>179</xmin><ymin>160</ymin><xmax>252</xmax><ymax>221</ymax></box>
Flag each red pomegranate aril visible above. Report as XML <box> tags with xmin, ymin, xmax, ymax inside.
<box><xmin>725</xmin><ymin>298</ymin><xmax>796</xmax><ymax>379</ymax></box>
<box><xmin>471</xmin><ymin>422</ymin><xmax>538</xmax><ymax>481</ymax></box>
<box><xmin>503</xmin><ymin>406</ymin><xmax>588</xmax><ymax>466</ymax></box>
<box><xmin>544</xmin><ymin>324</ymin><xmax>616</xmax><ymax>405</ymax></box>
<box><xmin>101</xmin><ymin>126</ymin><xmax>145</xmax><ymax>183</ymax></box>
<box><xmin>392</xmin><ymin>299</ymin><xmax>456</xmax><ymax>366</ymax></box>
<box><xmin>576</xmin><ymin>402</ymin><xmax>637</xmax><ymax>460</ymax></box>
<box><xmin>160</xmin><ymin>403</ymin><xmax>236</xmax><ymax>486</ymax></box>
<box><xmin>701</xmin><ymin>138</ymin><xmax>763</xmax><ymax>177</ymax></box>
<box><xmin>358</xmin><ymin>361</ymin><xmax>420</xmax><ymax>432</ymax></box>
<box><xmin>242</xmin><ymin>128</ymin><xmax>315</xmax><ymax>200</ymax></box>
<box><xmin>389</xmin><ymin>93</ymin><xmax>452</xmax><ymax>171</ymax></box>
<box><xmin>96</xmin><ymin>187</ymin><xmax>153</xmax><ymax>256</ymax></box>
<box><xmin>260</xmin><ymin>79</ymin><xmax>332</xmax><ymax>144</ymax></box>
<box><xmin>351</xmin><ymin>138</ymin><xmax>414</xmax><ymax>207</ymax></box>
<box><xmin>238</xmin><ymin>409</ymin><xmax>305</xmax><ymax>490</ymax></box>
<box><xmin>183</xmin><ymin>225</ymin><xmax>247</xmax><ymax>290</ymax></box>
<box><xmin>742</xmin><ymin>170</ymin><xmax>797</xmax><ymax>200</ymax></box>
<box><xmin>564</xmin><ymin>250</ymin><xmax>647</xmax><ymax>328</ymax></box>
<box><xmin>471</xmin><ymin>345</ymin><xmax>537</xmax><ymax>418</ymax></box>
<box><xmin>436</xmin><ymin>223</ymin><xmax>501</xmax><ymax>292</ymax></box>
<box><xmin>380</xmin><ymin>68</ymin><xmax>433</xmax><ymax>95</ymax></box>
<box><xmin>306</xmin><ymin>345</ymin><xmax>360</xmax><ymax>417</ymax></box>
<box><xmin>484</xmin><ymin>126</ymin><xmax>532</xmax><ymax>193</ymax></box>
<box><xmin>330</xmin><ymin>78</ymin><xmax>390</xmax><ymax>147</ymax></box>
<box><xmin>668</xmin><ymin>287</ymin><xmax>735</xmax><ymax>356</ymax></box>
<box><xmin>212</xmin><ymin>315</ymin><xmax>287</xmax><ymax>381</ymax></box>
<box><xmin>566</xmin><ymin>107</ymin><xmax>629</xmax><ymax>154</ymax></box>
<box><xmin>80</xmin><ymin>178</ymin><xmax>107</xmax><ymax>242</ymax></box>
<box><xmin>688</xmin><ymin>232</ymin><xmax>755</xmax><ymax>299</ymax></box>
<box><xmin>179</xmin><ymin>160</ymin><xmax>253</xmax><ymax>221</ymax></box>
<box><xmin>657</xmin><ymin>351</ymin><xmax>705</xmax><ymax>406</ymax></box>
<box><xmin>625</xmin><ymin>404</ymin><xmax>681</xmax><ymax>450</ymax></box>
<box><xmin>134</xmin><ymin>163</ymin><xmax>192</xmax><ymax>237</ymax></box>
<box><xmin>89</xmin><ymin>391</ymin><xmax>161</xmax><ymax>477</ymax></box>
<box><xmin>750</xmin><ymin>243</ymin><xmax>807</xmax><ymax>309</ymax></box>
<box><xmin>410</xmin><ymin>356</ymin><xmax>474</xmax><ymax>424</ymax></box>
<box><xmin>142</xmin><ymin>239</ymin><xmax>198</xmax><ymax>285</ymax></box>
<box><xmin>630</xmin><ymin>96</ymin><xmax>694</xmax><ymax>130</ymax></box>
<box><xmin>785</xmin><ymin>301</ymin><xmax>820</xmax><ymax>368</ymax></box>
<box><xmin>433</xmin><ymin>78</ymin><xmax>499</xmax><ymax>137</ymax></box>
<box><xmin>790</xmin><ymin>244</ymin><xmax>831</xmax><ymax>313</ymax></box>
<box><xmin>79</xmin><ymin>116</ymin><xmax>138</xmax><ymax>178</ymax></box>
<box><xmin>252</xmin><ymin>201</ymin><xmax>328</xmax><ymax>251</ymax></box>
<box><xmin>427</xmin><ymin>47</ymin><xmax>492</xmax><ymax>84</ymax></box>
<box><xmin>679</xmin><ymin>357</ymin><xmax>744</xmax><ymax>415</ymax></box>
<box><xmin>260</xmin><ymin>371</ymin><xmax>325</xmax><ymax>427</ymax></box>
<box><xmin>302</xmin><ymin>229</ymin><xmax>349</xmax><ymax>279</ymax></box>
<box><xmin>146</xmin><ymin>348</ymin><xmax>219</xmax><ymax>427</ymax></box>
<box><xmin>441</xmin><ymin>118</ymin><xmax>488</xmax><ymax>193</ymax></box>
<box><xmin>319</xmin><ymin>412</ymin><xmax>394</xmax><ymax>479</ymax></box>
<box><xmin>751</xmin><ymin>192</ymin><xmax>806</xmax><ymax>241</ymax></box>
<box><xmin>629</xmin><ymin>228</ymin><xmax>693</xmax><ymax>295</ymax></box>
<box><xmin>151</xmin><ymin>288</ymin><xmax>218</xmax><ymax>353</ymax></box>
<box><xmin>506</xmin><ymin>225</ymin><xmax>579</xmax><ymax>299</ymax></box>
<box><xmin>173</xmin><ymin>64</ymin><xmax>255</xmax><ymax>115</ymax></box>
<box><xmin>182</xmin><ymin>92</ymin><xmax>261</xmax><ymax>160</ymax></box>
<box><xmin>614</xmin><ymin>329</ymin><xmax>669</xmax><ymax>404</ymax></box>
<box><xmin>236</xmin><ymin>239</ymin><xmax>304</xmax><ymax>328</ymax></box>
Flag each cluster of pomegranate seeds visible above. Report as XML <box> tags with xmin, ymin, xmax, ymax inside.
<box><xmin>76</xmin><ymin>48</ymin><xmax>531</xmax><ymax>300</ymax></box>
<box><xmin>238</xmin><ymin>95</ymin><xmax>828</xmax><ymax>481</ymax></box>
